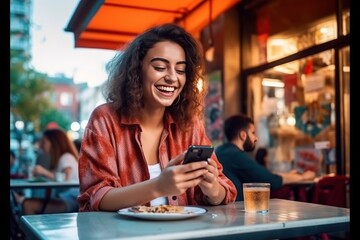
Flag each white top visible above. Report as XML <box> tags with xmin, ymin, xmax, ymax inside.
<box><xmin>56</xmin><ymin>152</ymin><xmax>79</xmax><ymax>181</ymax></box>
<box><xmin>53</xmin><ymin>152</ymin><xmax>79</xmax><ymax>211</ymax></box>
<box><xmin>148</xmin><ymin>163</ymin><xmax>168</xmax><ymax>206</ymax></box>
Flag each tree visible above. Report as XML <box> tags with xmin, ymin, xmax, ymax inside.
<box><xmin>10</xmin><ymin>50</ymin><xmax>53</xmax><ymax>132</ymax></box>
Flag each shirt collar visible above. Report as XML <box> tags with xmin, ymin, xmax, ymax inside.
<box><xmin>119</xmin><ymin>111</ymin><xmax>176</xmax><ymax>129</ymax></box>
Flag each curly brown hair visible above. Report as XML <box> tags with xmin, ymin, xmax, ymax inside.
<box><xmin>104</xmin><ymin>23</ymin><xmax>207</xmax><ymax>129</ymax></box>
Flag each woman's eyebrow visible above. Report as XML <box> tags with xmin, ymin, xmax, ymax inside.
<box><xmin>151</xmin><ymin>57</ymin><xmax>168</xmax><ymax>63</ymax></box>
<box><xmin>151</xmin><ymin>57</ymin><xmax>186</xmax><ymax>65</ymax></box>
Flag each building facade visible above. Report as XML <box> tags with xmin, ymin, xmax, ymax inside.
<box><xmin>10</xmin><ymin>0</ymin><xmax>32</xmax><ymax>63</ymax></box>
<box><xmin>47</xmin><ymin>74</ymin><xmax>80</xmax><ymax>124</ymax></box>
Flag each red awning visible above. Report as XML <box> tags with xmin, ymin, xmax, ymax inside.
<box><xmin>65</xmin><ymin>0</ymin><xmax>240</xmax><ymax>50</ymax></box>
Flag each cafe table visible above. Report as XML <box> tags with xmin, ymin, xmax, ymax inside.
<box><xmin>10</xmin><ymin>178</ymin><xmax>80</xmax><ymax>214</ymax></box>
<box><xmin>19</xmin><ymin>199</ymin><xmax>350</xmax><ymax>240</ymax></box>
<box><xmin>10</xmin><ymin>178</ymin><xmax>80</xmax><ymax>190</ymax></box>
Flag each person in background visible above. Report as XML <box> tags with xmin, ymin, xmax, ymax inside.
<box><xmin>10</xmin><ymin>149</ymin><xmax>19</xmax><ymax>177</ymax></box>
<box><xmin>34</xmin><ymin>122</ymin><xmax>63</xmax><ymax>170</ymax></box>
<box><xmin>255</xmin><ymin>147</ymin><xmax>268</xmax><ymax>167</ymax></box>
<box><xmin>10</xmin><ymin>149</ymin><xmax>25</xmax><ymax>204</ymax></box>
<box><xmin>31</xmin><ymin>135</ymin><xmax>52</xmax><ymax>198</ymax></box>
<box><xmin>78</xmin><ymin>23</ymin><xmax>237</xmax><ymax>212</ymax></box>
<box><xmin>33</xmin><ymin>125</ymin><xmax>62</xmax><ymax>171</ymax></box>
<box><xmin>22</xmin><ymin>128</ymin><xmax>79</xmax><ymax>214</ymax></box>
<box><xmin>35</xmin><ymin>147</ymin><xmax>51</xmax><ymax>170</ymax></box>
<box><xmin>215</xmin><ymin>114</ymin><xmax>315</xmax><ymax>201</ymax></box>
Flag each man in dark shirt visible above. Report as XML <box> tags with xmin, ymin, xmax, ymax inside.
<box><xmin>215</xmin><ymin>114</ymin><xmax>315</xmax><ymax>201</ymax></box>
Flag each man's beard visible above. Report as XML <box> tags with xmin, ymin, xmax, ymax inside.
<box><xmin>243</xmin><ymin>134</ymin><xmax>256</xmax><ymax>152</ymax></box>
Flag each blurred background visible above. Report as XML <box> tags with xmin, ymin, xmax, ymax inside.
<box><xmin>10</xmin><ymin>0</ymin><xmax>350</xmax><ymax>178</ymax></box>
<box><xmin>10</xmin><ymin>0</ymin><xmax>115</xmax><ymax>173</ymax></box>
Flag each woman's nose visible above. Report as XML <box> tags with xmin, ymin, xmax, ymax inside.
<box><xmin>164</xmin><ymin>70</ymin><xmax>177</xmax><ymax>82</ymax></box>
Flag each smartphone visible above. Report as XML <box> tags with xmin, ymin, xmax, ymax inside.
<box><xmin>183</xmin><ymin>145</ymin><xmax>214</xmax><ymax>164</ymax></box>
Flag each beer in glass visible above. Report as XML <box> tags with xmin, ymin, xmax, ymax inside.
<box><xmin>243</xmin><ymin>183</ymin><xmax>270</xmax><ymax>213</ymax></box>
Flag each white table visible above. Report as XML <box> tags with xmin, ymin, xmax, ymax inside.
<box><xmin>19</xmin><ymin>199</ymin><xmax>350</xmax><ymax>240</ymax></box>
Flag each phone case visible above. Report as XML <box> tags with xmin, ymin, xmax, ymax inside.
<box><xmin>183</xmin><ymin>145</ymin><xmax>214</xmax><ymax>164</ymax></box>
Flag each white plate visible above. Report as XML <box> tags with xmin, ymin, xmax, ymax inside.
<box><xmin>117</xmin><ymin>206</ymin><xmax>207</xmax><ymax>220</ymax></box>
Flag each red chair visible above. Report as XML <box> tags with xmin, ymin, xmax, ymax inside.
<box><xmin>311</xmin><ymin>175</ymin><xmax>350</xmax><ymax>240</ymax></box>
<box><xmin>271</xmin><ymin>186</ymin><xmax>294</xmax><ymax>200</ymax></box>
<box><xmin>312</xmin><ymin>175</ymin><xmax>350</xmax><ymax>208</ymax></box>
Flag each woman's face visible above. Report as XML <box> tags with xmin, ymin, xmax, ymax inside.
<box><xmin>41</xmin><ymin>137</ymin><xmax>51</xmax><ymax>153</ymax></box>
<box><xmin>141</xmin><ymin>41</ymin><xmax>186</xmax><ymax>108</ymax></box>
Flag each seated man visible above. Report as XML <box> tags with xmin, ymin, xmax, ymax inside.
<box><xmin>215</xmin><ymin>114</ymin><xmax>315</xmax><ymax>201</ymax></box>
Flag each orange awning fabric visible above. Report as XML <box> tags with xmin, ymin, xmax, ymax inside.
<box><xmin>65</xmin><ymin>0</ymin><xmax>240</xmax><ymax>50</ymax></box>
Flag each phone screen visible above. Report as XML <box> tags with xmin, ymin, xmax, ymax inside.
<box><xmin>183</xmin><ymin>145</ymin><xmax>214</xmax><ymax>164</ymax></box>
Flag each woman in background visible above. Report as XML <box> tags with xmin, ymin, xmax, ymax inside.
<box><xmin>22</xmin><ymin>128</ymin><xmax>79</xmax><ymax>214</ymax></box>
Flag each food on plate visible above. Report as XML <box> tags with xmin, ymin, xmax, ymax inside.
<box><xmin>128</xmin><ymin>205</ymin><xmax>191</xmax><ymax>214</ymax></box>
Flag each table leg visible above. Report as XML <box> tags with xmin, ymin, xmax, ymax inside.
<box><xmin>39</xmin><ymin>188</ymin><xmax>52</xmax><ymax>214</ymax></box>
<box><xmin>10</xmin><ymin>190</ymin><xmax>25</xmax><ymax>239</ymax></box>
<box><xmin>292</xmin><ymin>185</ymin><xmax>315</xmax><ymax>202</ymax></box>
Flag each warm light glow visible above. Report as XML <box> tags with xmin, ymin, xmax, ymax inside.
<box><xmin>273</xmin><ymin>66</ymin><xmax>295</xmax><ymax>74</ymax></box>
<box><xmin>320</xmin><ymin>27</ymin><xmax>328</xmax><ymax>34</ymax></box>
<box><xmin>262</xmin><ymin>78</ymin><xmax>284</xmax><ymax>88</ymax></box>
<box><xmin>327</xmin><ymin>65</ymin><xmax>335</xmax><ymax>71</ymax></box>
<box><xmin>270</xmin><ymin>39</ymin><xmax>288</xmax><ymax>46</ymax></box>
<box><xmin>67</xmin><ymin>130</ymin><xmax>80</xmax><ymax>140</ymax></box>
<box><xmin>278</xmin><ymin>115</ymin><xmax>296</xmax><ymax>127</ymax></box>
<box><xmin>205</xmin><ymin>46</ymin><xmax>215</xmax><ymax>62</ymax></box>
<box><xmin>343</xmin><ymin>66</ymin><xmax>350</xmax><ymax>72</ymax></box>
<box><xmin>197</xmin><ymin>78</ymin><xmax>204</xmax><ymax>92</ymax></box>
<box><xmin>286</xmin><ymin>116</ymin><xmax>296</xmax><ymax>126</ymax></box>
<box><xmin>324</xmin><ymin>64</ymin><xmax>349</xmax><ymax>73</ymax></box>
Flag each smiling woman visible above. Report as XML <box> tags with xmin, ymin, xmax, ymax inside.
<box><xmin>76</xmin><ymin>23</ymin><xmax>237</xmax><ymax>212</ymax></box>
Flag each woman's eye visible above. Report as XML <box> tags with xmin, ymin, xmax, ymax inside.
<box><xmin>176</xmin><ymin>69</ymin><xmax>186</xmax><ymax>75</ymax></box>
<box><xmin>154</xmin><ymin>66</ymin><xmax>166</xmax><ymax>71</ymax></box>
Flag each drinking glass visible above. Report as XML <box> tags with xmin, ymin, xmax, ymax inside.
<box><xmin>243</xmin><ymin>183</ymin><xmax>270</xmax><ymax>213</ymax></box>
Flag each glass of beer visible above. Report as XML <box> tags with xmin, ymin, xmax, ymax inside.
<box><xmin>243</xmin><ymin>183</ymin><xmax>270</xmax><ymax>213</ymax></box>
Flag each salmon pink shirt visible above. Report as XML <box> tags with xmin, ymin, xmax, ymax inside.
<box><xmin>77</xmin><ymin>103</ymin><xmax>237</xmax><ymax>211</ymax></box>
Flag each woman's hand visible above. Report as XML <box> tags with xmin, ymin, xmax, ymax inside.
<box><xmin>155</xmin><ymin>152</ymin><xmax>209</xmax><ymax>197</ymax></box>
<box><xmin>302</xmin><ymin>170</ymin><xmax>316</xmax><ymax>180</ymax></box>
<box><xmin>33</xmin><ymin>165</ymin><xmax>46</xmax><ymax>176</ymax></box>
<box><xmin>198</xmin><ymin>158</ymin><xmax>225</xmax><ymax>205</ymax></box>
<box><xmin>33</xmin><ymin>164</ymin><xmax>53</xmax><ymax>179</ymax></box>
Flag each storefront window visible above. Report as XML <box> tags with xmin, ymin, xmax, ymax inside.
<box><xmin>242</xmin><ymin>0</ymin><xmax>338</xmax><ymax>68</ymax></box>
<box><xmin>240</xmin><ymin>0</ymin><xmax>349</xmax><ymax>175</ymax></box>
<box><xmin>248</xmin><ymin>50</ymin><xmax>336</xmax><ymax>174</ymax></box>
<box><xmin>267</xmin><ymin>18</ymin><xmax>337</xmax><ymax>62</ymax></box>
